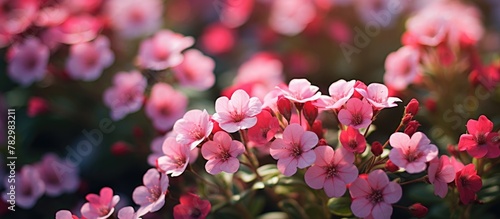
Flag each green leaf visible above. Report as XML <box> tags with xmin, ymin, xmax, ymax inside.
<box><xmin>279</xmin><ymin>199</ymin><xmax>309</xmax><ymax>219</ymax></box>
<box><xmin>257</xmin><ymin>212</ymin><xmax>289</xmax><ymax>219</ymax></box>
<box><xmin>327</xmin><ymin>197</ymin><xmax>353</xmax><ymax>217</ymax></box>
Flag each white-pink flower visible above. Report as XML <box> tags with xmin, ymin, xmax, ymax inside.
<box><xmin>269</xmin><ymin>0</ymin><xmax>316</xmax><ymax>36</ymax></box>
<box><xmin>133</xmin><ymin>168</ymin><xmax>169</xmax><ymax>213</ymax></box>
<box><xmin>105</xmin><ymin>0</ymin><xmax>162</xmax><ymax>38</ymax></box>
<box><xmin>212</xmin><ymin>89</ymin><xmax>262</xmax><ymax>133</ymax></box>
<box><xmin>172</xmin><ymin>49</ymin><xmax>215</xmax><ymax>91</ymax></box>
<box><xmin>388</xmin><ymin>132</ymin><xmax>438</xmax><ymax>174</ymax></box>
<box><xmin>2</xmin><ymin>165</ymin><xmax>45</xmax><ymax>209</ymax></box>
<box><xmin>36</xmin><ymin>153</ymin><xmax>79</xmax><ymax>197</ymax></box>
<box><xmin>349</xmin><ymin>169</ymin><xmax>402</xmax><ymax>219</ymax></box>
<box><xmin>383</xmin><ymin>46</ymin><xmax>421</xmax><ymax>91</ymax></box>
<box><xmin>428</xmin><ymin>155</ymin><xmax>455</xmax><ymax>198</ymax></box>
<box><xmin>118</xmin><ymin>206</ymin><xmax>146</xmax><ymax>219</ymax></box>
<box><xmin>66</xmin><ymin>35</ymin><xmax>114</xmax><ymax>81</ymax></box>
<box><xmin>173</xmin><ymin>109</ymin><xmax>213</xmax><ymax>150</ymax></box>
<box><xmin>145</xmin><ymin>83</ymin><xmax>187</xmax><ymax>132</ymax></box>
<box><xmin>55</xmin><ymin>210</ymin><xmax>77</xmax><ymax>219</ymax></box>
<box><xmin>201</xmin><ymin>131</ymin><xmax>245</xmax><ymax>174</ymax></box>
<box><xmin>7</xmin><ymin>37</ymin><xmax>49</xmax><ymax>86</ymax></box>
<box><xmin>270</xmin><ymin>123</ymin><xmax>318</xmax><ymax>176</ymax></box>
<box><xmin>278</xmin><ymin>78</ymin><xmax>321</xmax><ymax>104</ymax></box>
<box><xmin>337</xmin><ymin>98</ymin><xmax>373</xmax><ymax>129</ymax></box>
<box><xmin>218</xmin><ymin>0</ymin><xmax>253</xmax><ymax>28</ymax></box>
<box><xmin>304</xmin><ymin>146</ymin><xmax>358</xmax><ymax>197</ymax></box>
<box><xmin>137</xmin><ymin>30</ymin><xmax>194</xmax><ymax>70</ymax></box>
<box><xmin>157</xmin><ymin>137</ymin><xmax>190</xmax><ymax>177</ymax></box>
<box><xmin>315</xmin><ymin>79</ymin><xmax>355</xmax><ymax>110</ymax></box>
<box><xmin>103</xmin><ymin>71</ymin><xmax>147</xmax><ymax>121</ymax></box>
<box><xmin>356</xmin><ymin>83</ymin><xmax>402</xmax><ymax>109</ymax></box>
<box><xmin>81</xmin><ymin>187</ymin><xmax>120</xmax><ymax>219</ymax></box>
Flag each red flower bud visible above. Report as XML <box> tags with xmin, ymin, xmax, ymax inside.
<box><xmin>385</xmin><ymin>160</ymin><xmax>399</xmax><ymax>172</ymax></box>
<box><xmin>447</xmin><ymin>144</ymin><xmax>459</xmax><ymax>157</ymax></box>
<box><xmin>371</xmin><ymin>141</ymin><xmax>383</xmax><ymax>156</ymax></box>
<box><xmin>277</xmin><ymin>96</ymin><xmax>292</xmax><ymax>122</ymax></box>
<box><xmin>409</xmin><ymin>203</ymin><xmax>428</xmax><ymax>218</ymax></box>
<box><xmin>27</xmin><ymin>97</ymin><xmax>49</xmax><ymax>117</ymax></box>
<box><xmin>402</xmin><ymin>113</ymin><xmax>413</xmax><ymax>125</ymax></box>
<box><xmin>404</xmin><ymin>120</ymin><xmax>421</xmax><ymax>137</ymax></box>
<box><xmin>310</xmin><ymin>120</ymin><xmax>324</xmax><ymax>139</ymax></box>
<box><xmin>405</xmin><ymin>98</ymin><xmax>419</xmax><ymax>116</ymax></box>
<box><xmin>303</xmin><ymin>101</ymin><xmax>318</xmax><ymax>127</ymax></box>
<box><xmin>352</xmin><ymin>81</ymin><xmax>367</xmax><ymax>99</ymax></box>
<box><xmin>111</xmin><ymin>141</ymin><xmax>132</xmax><ymax>156</ymax></box>
<box><xmin>210</xmin><ymin>119</ymin><xmax>223</xmax><ymax>136</ymax></box>
<box><xmin>424</xmin><ymin>98</ymin><xmax>437</xmax><ymax>113</ymax></box>
<box><xmin>318</xmin><ymin>138</ymin><xmax>328</xmax><ymax>146</ymax></box>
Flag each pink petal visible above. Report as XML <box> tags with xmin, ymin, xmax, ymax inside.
<box><xmin>382</xmin><ymin>182</ymin><xmax>402</xmax><ymax>204</ymax></box>
<box><xmin>304</xmin><ymin>165</ymin><xmax>326</xmax><ymax>189</ymax></box>
<box><xmin>149</xmin><ymin>194</ymin><xmax>165</xmax><ymax>212</ymax></box>
<box><xmin>371</xmin><ymin>202</ymin><xmax>392</xmax><ymax>219</ymax></box>
<box><xmin>405</xmin><ymin>161</ymin><xmax>427</xmax><ymax>174</ymax></box>
<box><xmin>205</xmin><ymin>159</ymin><xmax>222</xmax><ymax>174</ymax></box>
<box><xmin>297</xmin><ymin>150</ymin><xmax>316</xmax><ymax>168</ymax></box>
<box><xmin>368</xmin><ymin>170</ymin><xmax>389</xmax><ymax>190</ymax></box>
<box><xmin>434</xmin><ymin>181</ymin><xmax>448</xmax><ymax>198</ymax></box>
<box><xmin>336</xmin><ymin>163</ymin><xmax>358</xmax><ymax>184</ymax></box>
<box><xmin>351</xmin><ymin>198</ymin><xmax>372</xmax><ymax>218</ymax></box>
<box><xmin>325</xmin><ymin>177</ymin><xmax>346</xmax><ymax>197</ymax></box>
<box><xmin>476</xmin><ymin>115</ymin><xmax>493</xmax><ymax>133</ymax></box>
<box><xmin>132</xmin><ymin>186</ymin><xmax>150</xmax><ymax>206</ymax></box>
<box><xmin>143</xmin><ymin>169</ymin><xmax>160</xmax><ymax>189</ymax></box>
<box><xmin>388</xmin><ymin>149</ymin><xmax>407</xmax><ymax>169</ymax></box>
<box><xmin>99</xmin><ymin>187</ymin><xmax>114</xmax><ymax>206</ymax></box>
<box><xmin>201</xmin><ymin>141</ymin><xmax>220</xmax><ymax>160</ymax></box>
<box><xmin>349</xmin><ymin>177</ymin><xmax>371</xmax><ymax>198</ymax></box>
<box><xmin>221</xmin><ymin>158</ymin><xmax>240</xmax><ymax>173</ymax></box>
<box><xmin>389</xmin><ymin>132</ymin><xmax>410</xmax><ymax>149</ymax></box>
<box><xmin>230</xmin><ymin>89</ymin><xmax>250</xmax><ymax>112</ymax></box>
<box><xmin>270</xmin><ymin>139</ymin><xmax>290</xmax><ymax>159</ymax></box>
<box><xmin>467</xmin><ymin>143</ymin><xmax>488</xmax><ymax>158</ymax></box>
<box><xmin>313</xmin><ymin>146</ymin><xmax>334</xmax><ymax>166</ymax></box>
<box><xmin>300</xmin><ymin>131</ymin><xmax>319</xmax><ymax>150</ymax></box>
<box><xmin>283</xmin><ymin>124</ymin><xmax>305</xmax><ymax>143</ymax></box>
<box><xmin>278</xmin><ymin>157</ymin><xmax>298</xmax><ymax>176</ymax></box>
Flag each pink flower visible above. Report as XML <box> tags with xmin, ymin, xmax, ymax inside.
<box><xmin>269</xmin><ymin>0</ymin><xmax>316</xmax><ymax>36</ymax></box>
<box><xmin>349</xmin><ymin>169</ymin><xmax>402</xmax><ymax>219</ymax></box>
<box><xmin>218</xmin><ymin>0</ymin><xmax>253</xmax><ymax>28</ymax></box>
<box><xmin>356</xmin><ymin>83</ymin><xmax>402</xmax><ymax>109</ymax></box>
<box><xmin>105</xmin><ymin>0</ymin><xmax>162</xmax><ymax>38</ymax></box>
<box><xmin>201</xmin><ymin>131</ymin><xmax>245</xmax><ymax>174</ymax></box>
<box><xmin>55</xmin><ymin>210</ymin><xmax>80</xmax><ymax>219</ymax></box>
<box><xmin>66</xmin><ymin>35</ymin><xmax>114</xmax><ymax>81</ymax></box>
<box><xmin>157</xmin><ymin>137</ymin><xmax>191</xmax><ymax>177</ymax></box>
<box><xmin>247</xmin><ymin>110</ymin><xmax>281</xmax><ymax>146</ymax></box>
<box><xmin>337</xmin><ymin>98</ymin><xmax>373</xmax><ymax>129</ymax></box>
<box><xmin>404</xmin><ymin>12</ymin><xmax>448</xmax><ymax>47</ymax></box>
<box><xmin>388</xmin><ymin>132</ymin><xmax>438</xmax><ymax>174</ymax></box>
<box><xmin>148</xmin><ymin>135</ymin><xmax>166</xmax><ymax>167</ymax></box>
<box><xmin>174</xmin><ymin>109</ymin><xmax>213</xmax><ymax>150</ymax></box>
<box><xmin>383</xmin><ymin>46</ymin><xmax>421</xmax><ymax>91</ymax></box>
<box><xmin>315</xmin><ymin>79</ymin><xmax>355</xmax><ymax>110</ymax></box>
<box><xmin>212</xmin><ymin>89</ymin><xmax>262</xmax><ymax>133</ymax></box>
<box><xmin>428</xmin><ymin>155</ymin><xmax>455</xmax><ymax>198</ymax></box>
<box><xmin>2</xmin><ymin>165</ymin><xmax>45</xmax><ymax>209</ymax></box>
<box><xmin>172</xmin><ymin>49</ymin><xmax>215</xmax><ymax>91</ymax></box>
<box><xmin>51</xmin><ymin>15</ymin><xmax>102</xmax><ymax>44</ymax></box>
<box><xmin>456</xmin><ymin>164</ymin><xmax>482</xmax><ymax>205</ymax></box>
<box><xmin>354</xmin><ymin>0</ymin><xmax>404</xmax><ymax>28</ymax></box>
<box><xmin>7</xmin><ymin>37</ymin><xmax>49</xmax><ymax>86</ymax></box>
<box><xmin>304</xmin><ymin>146</ymin><xmax>357</xmax><ymax>197</ymax></box>
<box><xmin>103</xmin><ymin>71</ymin><xmax>147</xmax><ymax>120</ymax></box>
<box><xmin>81</xmin><ymin>187</ymin><xmax>120</xmax><ymax>219</ymax></box>
<box><xmin>0</xmin><ymin>0</ymin><xmax>38</xmax><ymax>35</ymax></box>
<box><xmin>145</xmin><ymin>83</ymin><xmax>188</xmax><ymax>132</ymax></box>
<box><xmin>133</xmin><ymin>168</ymin><xmax>169</xmax><ymax>213</ymax></box>
<box><xmin>458</xmin><ymin>115</ymin><xmax>500</xmax><ymax>158</ymax></box>
<box><xmin>36</xmin><ymin>153</ymin><xmax>79</xmax><ymax>197</ymax></box>
<box><xmin>27</xmin><ymin>96</ymin><xmax>50</xmax><ymax>117</ymax></box>
<box><xmin>278</xmin><ymin>79</ymin><xmax>321</xmax><ymax>104</ymax></box>
<box><xmin>270</xmin><ymin>124</ymin><xmax>318</xmax><ymax>176</ymax></box>
<box><xmin>137</xmin><ymin>30</ymin><xmax>194</xmax><ymax>70</ymax></box>
<box><xmin>173</xmin><ymin>193</ymin><xmax>211</xmax><ymax>219</ymax></box>
<box><xmin>200</xmin><ymin>23</ymin><xmax>235</xmax><ymax>55</ymax></box>
<box><xmin>339</xmin><ymin>126</ymin><xmax>367</xmax><ymax>153</ymax></box>
<box><xmin>118</xmin><ymin>206</ymin><xmax>146</xmax><ymax>219</ymax></box>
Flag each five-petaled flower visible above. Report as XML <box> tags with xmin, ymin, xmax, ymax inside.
<box><xmin>389</xmin><ymin>132</ymin><xmax>438</xmax><ymax>174</ymax></box>
<box><xmin>456</xmin><ymin>164</ymin><xmax>482</xmax><ymax>205</ymax></box>
<box><xmin>173</xmin><ymin>193</ymin><xmax>211</xmax><ymax>219</ymax></box>
<box><xmin>157</xmin><ymin>137</ymin><xmax>191</xmax><ymax>177</ymax></box>
<box><xmin>338</xmin><ymin>98</ymin><xmax>373</xmax><ymax>129</ymax></box>
<box><xmin>201</xmin><ymin>131</ymin><xmax>245</xmax><ymax>174</ymax></box>
<box><xmin>339</xmin><ymin>126</ymin><xmax>367</xmax><ymax>153</ymax></box>
<box><xmin>428</xmin><ymin>155</ymin><xmax>455</xmax><ymax>198</ymax></box>
<box><xmin>133</xmin><ymin>168</ymin><xmax>169</xmax><ymax>214</ymax></box>
<box><xmin>458</xmin><ymin>115</ymin><xmax>500</xmax><ymax>158</ymax></box>
<box><xmin>81</xmin><ymin>187</ymin><xmax>120</xmax><ymax>219</ymax></box>
<box><xmin>212</xmin><ymin>89</ymin><xmax>262</xmax><ymax>133</ymax></box>
<box><xmin>174</xmin><ymin>109</ymin><xmax>214</xmax><ymax>150</ymax></box>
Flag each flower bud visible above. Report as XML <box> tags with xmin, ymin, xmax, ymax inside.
<box><xmin>311</xmin><ymin>120</ymin><xmax>324</xmax><ymax>139</ymax></box>
<box><xmin>404</xmin><ymin>120</ymin><xmax>421</xmax><ymax>137</ymax></box>
<box><xmin>405</xmin><ymin>98</ymin><xmax>419</xmax><ymax>116</ymax></box>
<box><xmin>402</xmin><ymin>113</ymin><xmax>413</xmax><ymax>125</ymax></box>
<box><xmin>277</xmin><ymin>96</ymin><xmax>292</xmax><ymax>122</ymax></box>
<box><xmin>27</xmin><ymin>97</ymin><xmax>49</xmax><ymax>117</ymax></box>
<box><xmin>409</xmin><ymin>203</ymin><xmax>428</xmax><ymax>218</ymax></box>
<box><xmin>303</xmin><ymin>101</ymin><xmax>318</xmax><ymax>127</ymax></box>
<box><xmin>318</xmin><ymin>138</ymin><xmax>328</xmax><ymax>146</ymax></box>
<box><xmin>371</xmin><ymin>141</ymin><xmax>383</xmax><ymax>156</ymax></box>
<box><xmin>385</xmin><ymin>160</ymin><xmax>399</xmax><ymax>172</ymax></box>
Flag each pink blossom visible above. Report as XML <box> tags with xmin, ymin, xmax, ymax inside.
<box><xmin>200</xmin><ymin>23</ymin><xmax>235</xmax><ymax>55</ymax></box>
<box><xmin>51</xmin><ymin>15</ymin><xmax>102</xmax><ymax>44</ymax></box>
<box><xmin>201</xmin><ymin>131</ymin><xmax>245</xmax><ymax>174</ymax></box>
<box><xmin>7</xmin><ymin>37</ymin><xmax>49</xmax><ymax>86</ymax></box>
<box><xmin>148</xmin><ymin>135</ymin><xmax>167</xmax><ymax>167</ymax></box>
<box><xmin>137</xmin><ymin>30</ymin><xmax>194</xmax><ymax>70</ymax></box>
<box><xmin>388</xmin><ymin>132</ymin><xmax>438</xmax><ymax>174</ymax></box>
<box><xmin>218</xmin><ymin>0</ymin><xmax>253</xmax><ymax>28</ymax></box>
<box><xmin>36</xmin><ymin>153</ymin><xmax>79</xmax><ymax>197</ymax></box>
<box><xmin>133</xmin><ymin>168</ymin><xmax>169</xmax><ymax>213</ymax></box>
<box><xmin>269</xmin><ymin>0</ymin><xmax>316</xmax><ymax>36</ymax></box>
<box><xmin>55</xmin><ymin>210</ymin><xmax>80</xmax><ymax>219</ymax></box>
<box><xmin>117</xmin><ymin>206</ymin><xmax>146</xmax><ymax>219</ymax></box>
<box><xmin>339</xmin><ymin>126</ymin><xmax>367</xmax><ymax>153</ymax></box>
<box><xmin>2</xmin><ymin>165</ymin><xmax>45</xmax><ymax>209</ymax></box>
<box><xmin>315</xmin><ymin>79</ymin><xmax>355</xmax><ymax>110</ymax></box>
<box><xmin>384</xmin><ymin>46</ymin><xmax>421</xmax><ymax>91</ymax></box>
<box><xmin>35</xmin><ymin>6</ymin><xmax>69</xmax><ymax>27</ymax></box>
<box><xmin>349</xmin><ymin>169</ymin><xmax>402</xmax><ymax>219</ymax></box>
<box><xmin>173</xmin><ymin>109</ymin><xmax>213</xmax><ymax>150</ymax></box>
<box><xmin>304</xmin><ymin>146</ymin><xmax>357</xmax><ymax>197</ymax></box>
<box><xmin>61</xmin><ymin>0</ymin><xmax>102</xmax><ymax>13</ymax></box>
<box><xmin>404</xmin><ymin>11</ymin><xmax>448</xmax><ymax>47</ymax></box>
<box><xmin>66</xmin><ymin>35</ymin><xmax>114</xmax><ymax>81</ymax></box>
<box><xmin>428</xmin><ymin>155</ymin><xmax>455</xmax><ymax>198</ymax></box>
<box><xmin>172</xmin><ymin>49</ymin><xmax>215</xmax><ymax>91</ymax></box>
<box><xmin>458</xmin><ymin>115</ymin><xmax>500</xmax><ymax>158</ymax></box>
<box><xmin>356</xmin><ymin>83</ymin><xmax>402</xmax><ymax>109</ymax></box>
<box><xmin>173</xmin><ymin>193</ymin><xmax>211</xmax><ymax>219</ymax></box>
<box><xmin>157</xmin><ymin>137</ymin><xmax>191</xmax><ymax>177</ymax></box>
<box><xmin>0</xmin><ymin>0</ymin><xmax>38</xmax><ymax>35</ymax></box>
<box><xmin>337</xmin><ymin>98</ymin><xmax>373</xmax><ymax>129</ymax></box>
<box><xmin>247</xmin><ymin>110</ymin><xmax>280</xmax><ymax>146</ymax></box>
<box><xmin>103</xmin><ymin>71</ymin><xmax>147</xmax><ymax>121</ymax></box>
<box><xmin>270</xmin><ymin>124</ymin><xmax>318</xmax><ymax>176</ymax></box>
<box><xmin>278</xmin><ymin>79</ymin><xmax>321</xmax><ymax>104</ymax></box>
<box><xmin>81</xmin><ymin>187</ymin><xmax>120</xmax><ymax>219</ymax></box>
<box><xmin>354</xmin><ymin>0</ymin><xmax>404</xmax><ymax>28</ymax></box>
<box><xmin>105</xmin><ymin>0</ymin><xmax>162</xmax><ymax>38</ymax></box>
<box><xmin>456</xmin><ymin>164</ymin><xmax>482</xmax><ymax>205</ymax></box>
<box><xmin>212</xmin><ymin>89</ymin><xmax>262</xmax><ymax>133</ymax></box>
<box><xmin>145</xmin><ymin>83</ymin><xmax>188</xmax><ymax>132</ymax></box>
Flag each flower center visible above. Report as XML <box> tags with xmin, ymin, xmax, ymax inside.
<box><xmin>405</xmin><ymin>147</ymin><xmax>420</xmax><ymax>162</ymax></box>
<box><xmin>147</xmin><ymin>184</ymin><xmax>162</xmax><ymax>203</ymax></box>
<box><xmin>476</xmin><ymin>134</ymin><xmax>487</xmax><ymax>145</ymax></box>
<box><xmin>175</xmin><ymin>156</ymin><xmax>186</xmax><ymax>168</ymax></box>
<box><xmin>98</xmin><ymin>207</ymin><xmax>110</xmax><ymax>216</ymax></box>
<box><xmin>291</xmin><ymin>144</ymin><xmax>303</xmax><ymax>158</ymax></box>
<box><xmin>325</xmin><ymin>165</ymin><xmax>337</xmax><ymax>178</ymax></box>
<box><xmin>352</xmin><ymin>113</ymin><xmax>363</xmax><ymax>126</ymax></box>
<box><xmin>190</xmin><ymin>208</ymin><xmax>202</xmax><ymax>218</ymax></box>
<box><xmin>368</xmin><ymin>189</ymin><xmax>384</xmax><ymax>204</ymax></box>
<box><xmin>218</xmin><ymin>145</ymin><xmax>231</xmax><ymax>162</ymax></box>
<box><xmin>348</xmin><ymin>139</ymin><xmax>358</xmax><ymax>149</ymax></box>
<box><xmin>230</xmin><ymin>111</ymin><xmax>245</xmax><ymax>123</ymax></box>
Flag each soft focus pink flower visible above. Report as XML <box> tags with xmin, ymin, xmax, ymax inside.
<box><xmin>278</xmin><ymin>78</ymin><xmax>321</xmax><ymax>104</ymax></box>
<box><xmin>35</xmin><ymin>6</ymin><xmax>69</xmax><ymax>27</ymax></box>
<box><xmin>133</xmin><ymin>168</ymin><xmax>169</xmax><ymax>213</ymax></box>
<box><xmin>2</xmin><ymin>165</ymin><xmax>45</xmax><ymax>209</ymax></box>
<box><xmin>270</xmin><ymin>124</ymin><xmax>318</xmax><ymax>176</ymax></box>
<box><xmin>388</xmin><ymin>132</ymin><xmax>438</xmax><ymax>173</ymax></box>
<box><xmin>450</xmin><ymin>156</ymin><xmax>465</xmax><ymax>173</ymax></box>
<box><xmin>212</xmin><ymin>89</ymin><xmax>262</xmax><ymax>133</ymax></box>
<box><xmin>269</xmin><ymin>0</ymin><xmax>316</xmax><ymax>36</ymax></box>
<box><xmin>105</xmin><ymin>0</ymin><xmax>162</xmax><ymax>38</ymax></box>
<box><xmin>356</xmin><ymin>83</ymin><xmax>402</xmax><ymax>109</ymax></box>
<box><xmin>36</xmin><ymin>153</ymin><xmax>79</xmax><ymax>197</ymax></box>
<box><xmin>200</xmin><ymin>23</ymin><xmax>235</xmax><ymax>55</ymax></box>
<box><xmin>201</xmin><ymin>131</ymin><xmax>245</xmax><ymax>174</ymax></box>
<box><xmin>55</xmin><ymin>210</ymin><xmax>80</xmax><ymax>219</ymax></box>
<box><xmin>172</xmin><ymin>49</ymin><xmax>215</xmax><ymax>91</ymax></box>
<box><xmin>103</xmin><ymin>71</ymin><xmax>147</xmax><ymax>120</ymax></box>
<box><xmin>157</xmin><ymin>137</ymin><xmax>191</xmax><ymax>177</ymax></box>
<box><xmin>81</xmin><ymin>187</ymin><xmax>120</xmax><ymax>219</ymax></box>
<box><xmin>145</xmin><ymin>83</ymin><xmax>188</xmax><ymax>132</ymax></box>
<box><xmin>304</xmin><ymin>146</ymin><xmax>357</xmax><ymax>197</ymax></box>
<box><xmin>349</xmin><ymin>169</ymin><xmax>402</xmax><ymax>219</ymax></box>
<box><xmin>117</xmin><ymin>206</ymin><xmax>146</xmax><ymax>219</ymax></box>
<box><xmin>27</xmin><ymin>96</ymin><xmax>50</xmax><ymax>117</ymax></box>
<box><xmin>354</xmin><ymin>0</ymin><xmax>404</xmax><ymax>28</ymax></box>
<box><xmin>247</xmin><ymin>110</ymin><xmax>280</xmax><ymax>146</ymax></box>
<box><xmin>315</xmin><ymin>79</ymin><xmax>355</xmax><ymax>110</ymax></box>
<box><xmin>66</xmin><ymin>36</ymin><xmax>114</xmax><ymax>81</ymax></box>
<box><xmin>173</xmin><ymin>193</ymin><xmax>211</xmax><ymax>219</ymax></box>
<box><xmin>174</xmin><ymin>109</ymin><xmax>213</xmax><ymax>150</ymax></box>
<box><xmin>339</xmin><ymin>126</ymin><xmax>367</xmax><ymax>153</ymax></box>
<box><xmin>428</xmin><ymin>155</ymin><xmax>455</xmax><ymax>198</ymax></box>
<box><xmin>0</xmin><ymin>0</ymin><xmax>38</xmax><ymax>35</ymax></box>
<box><xmin>51</xmin><ymin>15</ymin><xmax>102</xmax><ymax>44</ymax></box>
<box><xmin>458</xmin><ymin>115</ymin><xmax>500</xmax><ymax>158</ymax></box>
<box><xmin>137</xmin><ymin>30</ymin><xmax>194</xmax><ymax>70</ymax></box>
<box><xmin>456</xmin><ymin>164</ymin><xmax>482</xmax><ymax>205</ymax></box>
<box><xmin>384</xmin><ymin>46</ymin><xmax>421</xmax><ymax>91</ymax></box>
<box><xmin>148</xmin><ymin>135</ymin><xmax>167</xmax><ymax>167</ymax></box>
<box><xmin>337</xmin><ymin>98</ymin><xmax>373</xmax><ymax>129</ymax></box>
<box><xmin>218</xmin><ymin>0</ymin><xmax>253</xmax><ymax>28</ymax></box>
<box><xmin>62</xmin><ymin>0</ymin><xmax>102</xmax><ymax>13</ymax></box>
<box><xmin>7</xmin><ymin>37</ymin><xmax>49</xmax><ymax>86</ymax></box>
